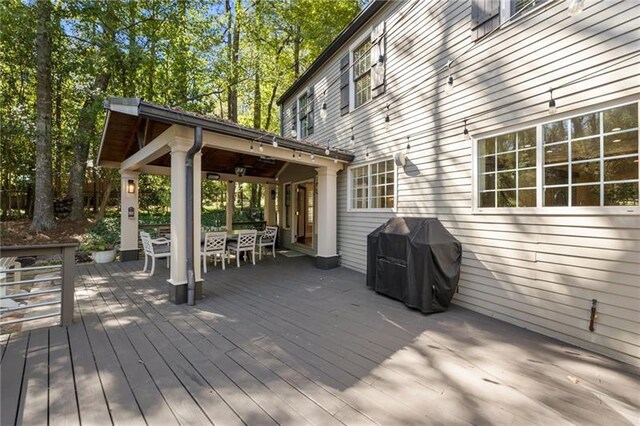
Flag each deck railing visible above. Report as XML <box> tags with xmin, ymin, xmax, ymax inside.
<box><xmin>0</xmin><ymin>243</ymin><xmax>77</xmax><ymax>329</ymax></box>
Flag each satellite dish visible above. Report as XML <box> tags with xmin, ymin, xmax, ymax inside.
<box><xmin>394</xmin><ymin>151</ymin><xmax>406</xmax><ymax>167</ymax></box>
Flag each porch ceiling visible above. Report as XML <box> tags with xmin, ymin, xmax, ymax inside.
<box><xmin>149</xmin><ymin>146</ymin><xmax>286</xmax><ymax>179</ymax></box>
<box><xmin>97</xmin><ymin>97</ymin><xmax>354</xmax><ymax>177</ymax></box>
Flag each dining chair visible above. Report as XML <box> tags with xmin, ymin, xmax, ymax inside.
<box><xmin>227</xmin><ymin>229</ymin><xmax>257</xmax><ymax>267</ymax></box>
<box><xmin>140</xmin><ymin>231</ymin><xmax>170</xmax><ymax>276</ymax></box>
<box><xmin>201</xmin><ymin>231</ymin><xmax>227</xmax><ymax>272</ymax></box>
<box><xmin>257</xmin><ymin>226</ymin><xmax>278</xmax><ymax>260</ymax></box>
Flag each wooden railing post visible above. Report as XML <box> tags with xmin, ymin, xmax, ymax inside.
<box><xmin>60</xmin><ymin>245</ymin><xmax>76</xmax><ymax>326</ymax></box>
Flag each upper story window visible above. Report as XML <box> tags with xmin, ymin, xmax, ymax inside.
<box><xmin>340</xmin><ymin>21</ymin><xmax>385</xmax><ymax>115</ymax></box>
<box><xmin>349</xmin><ymin>159</ymin><xmax>395</xmax><ymax>211</ymax></box>
<box><xmin>472</xmin><ymin>0</ymin><xmax>547</xmax><ymax>41</ymax></box>
<box><xmin>296</xmin><ymin>88</ymin><xmax>314</xmax><ymax>138</ymax></box>
<box><xmin>353</xmin><ymin>39</ymin><xmax>372</xmax><ymax>109</ymax></box>
<box><xmin>475</xmin><ymin>102</ymin><xmax>639</xmax><ymax>210</ymax></box>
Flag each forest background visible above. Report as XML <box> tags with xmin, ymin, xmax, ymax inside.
<box><xmin>0</xmin><ymin>0</ymin><xmax>363</xmax><ymax>233</ymax></box>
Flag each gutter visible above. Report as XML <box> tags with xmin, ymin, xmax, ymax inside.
<box><xmin>186</xmin><ymin>126</ymin><xmax>203</xmax><ymax>306</ymax></box>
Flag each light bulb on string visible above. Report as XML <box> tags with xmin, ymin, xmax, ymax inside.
<box><xmin>444</xmin><ymin>61</ymin><xmax>454</xmax><ymax>95</ymax></box>
<box><xmin>297</xmin><ymin>151</ymin><xmax>302</xmax><ymax>160</ymax></box>
<box><xmin>259</xmin><ymin>142</ymin><xmax>264</xmax><ymax>152</ymax></box>
<box><xmin>365</xmin><ymin>146</ymin><xmax>369</xmax><ymax>159</ymax></box>
<box><xmin>568</xmin><ymin>0</ymin><xmax>585</xmax><ymax>16</ymax></box>
<box><xmin>350</xmin><ymin>127</ymin><xmax>355</xmax><ymax>146</ymax></box>
<box><xmin>250</xmin><ymin>141</ymin><xmax>254</xmax><ymax>151</ymax></box>
<box><xmin>384</xmin><ymin>105</ymin><xmax>390</xmax><ymax>130</ymax></box>
<box><xmin>310</xmin><ymin>153</ymin><xmax>315</xmax><ymax>162</ymax></box>
<box><xmin>292</xmin><ymin>150</ymin><xmax>296</xmax><ymax>159</ymax></box>
<box><xmin>325</xmin><ymin>140</ymin><xmax>330</xmax><ymax>155</ymax></box>
<box><xmin>548</xmin><ymin>89</ymin><xmax>557</xmax><ymax>114</ymax></box>
<box><xmin>273</xmin><ymin>136</ymin><xmax>278</xmax><ymax>147</ymax></box>
<box><xmin>463</xmin><ymin>119</ymin><xmax>470</xmax><ymax>141</ymax></box>
<box><xmin>320</xmin><ymin>102</ymin><xmax>327</xmax><ymax>121</ymax></box>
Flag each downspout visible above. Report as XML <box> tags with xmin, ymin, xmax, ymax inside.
<box><xmin>186</xmin><ymin>126</ymin><xmax>203</xmax><ymax>306</ymax></box>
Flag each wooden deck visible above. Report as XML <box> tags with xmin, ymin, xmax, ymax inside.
<box><xmin>1</xmin><ymin>255</ymin><xmax>639</xmax><ymax>425</ymax></box>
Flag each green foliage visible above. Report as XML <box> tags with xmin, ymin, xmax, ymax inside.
<box><xmin>0</xmin><ymin>0</ymin><xmax>362</xmax><ymax>219</ymax></box>
<box><xmin>80</xmin><ymin>218</ymin><xmax>120</xmax><ymax>252</ymax></box>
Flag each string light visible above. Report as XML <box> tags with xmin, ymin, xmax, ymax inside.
<box><xmin>292</xmin><ymin>150</ymin><xmax>296</xmax><ymax>159</ymax></box>
<box><xmin>384</xmin><ymin>104</ymin><xmax>390</xmax><ymax>129</ymax></box>
<box><xmin>259</xmin><ymin>142</ymin><xmax>264</xmax><ymax>152</ymax></box>
<box><xmin>250</xmin><ymin>141</ymin><xmax>254</xmax><ymax>151</ymax></box>
<box><xmin>463</xmin><ymin>119</ymin><xmax>470</xmax><ymax>140</ymax></box>
<box><xmin>298</xmin><ymin>151</ymin><xmax>302</xmax><ymax>160</ymax></box>
<box><xmin>350</xmin><ymin>127</ymin><xmax>355</xmax><ymax>146</ymax></box>
<box><xmin>320</xmin><ymin>91</ymin><xmax>328</xmax><ymax>121</ymax></box>
<box><xmin>406</xmin><ymin>136</ymin><xmax>411</xmax><ymax>153</ymax></box>
<box><xmin>310</xmin><ymin>153</ymin><xmax>315</xmax><ymax>162</ymax></box>
<box><xmin>325</xmin><ymin>139</ymin><xmax>330</xmax><ymax>155</ymax></box>
<box><xmin>365</xmin><ymin>146</ymin><xmax>369</xmax><ymax>158</ymax></box>
<box><xmin>568</xmin><ymin>0</ymin><xmax>585</xmax><ymax>16</ymax></box>
<box><xmin>444</xmin><ymin>61</ymin><xmax>454</xmax><ymax>95</ymax></box>
<box><xmin>272</xmin><ymin>136</ymin><xmax>278</xmax><ymax>147</ymax></box>
<box><xmin>548</xmin><ymin>89</ymin><xmax>557</xmax><ymax>114</ymax></box>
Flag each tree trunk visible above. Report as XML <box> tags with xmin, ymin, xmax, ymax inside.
<box><xmin>293</xmin><ymin>31</ymin><xmax>301</xmax><ymax>78</ymax></box>
<box><xmin>96</xmin><ymin>178</ymin><xmax>112</xmax><ymax>220</ymax></box>
<box><xmin>226</xmin><ymin>0</ymin><xmax>239</xmax><ymax>122</ymax></box>
<box><xmin>31</xmin><ymin>0</ymin><xmax>55</xmax><ymax>231</ymax></box>
<box><xmin>265</xmin><ymin>83</ymin><xmax>278</xmax><ymax>130</ymax></box>
<box><xmin>253</xmin><ymin>70</ymin><xmax>261</xmax><ymax>129</ymax></box>
<box><xmin>67</xmin><ymin>72</ymin><xmax>110</xmax><ymax>220</ymax></box>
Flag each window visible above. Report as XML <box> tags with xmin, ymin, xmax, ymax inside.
<box><xmin>473</xmin><ymin>0</ymin><xmax>547</xmax><ymax>41</ymax></box>
<box><xmin>298</xmin><ymin>90</ymin><xmax>314</xmax><ymax>138</ymax></box>
<box><xmin>543</xmin><ymin>103</ymin><xmax>638</xmax><ymax>207</ymax></box>
<box><xmin>353</xmin><ymin>39</ymin><xmax>371</xmax><ymax>108</ymax></box>
<box><xmin>478</xmin><ymin>127</ymin><xmax>537</xmax><ymax>208</ymax></box>
<box><xmin>349</xmin><ymin>159</ymin><xmax>395</xmax><ymax>210</ymax></box>
<box><xmin>476</xmin><ymin>102</ymin><xmax>639</xmax><ymax>210</ymax></box>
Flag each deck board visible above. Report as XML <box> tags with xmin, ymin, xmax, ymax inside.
<box><xmin>1</xmin><ymin>333</ymin><xmax>28</xmax><ymax>426</ymax></box>
<box><xmin>2</xmin><ymin>255</ymin><xmax>639</xmax><ymax>425</ymax></box>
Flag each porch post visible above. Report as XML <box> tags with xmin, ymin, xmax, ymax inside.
<box><xmin>193</xmin><ymin>151</ymin><xmax>202</xmax><ymax>284</ymax></box>
<box><xmin>119</xmin><ymin>171</ymin><xmax>139</xmax><ymax>261</ymax></box>
<box><xmin>315</xmin><ymin>166</ymin><xmax>339</xmax><ymax>269</ymax></box>
<box><xmin>265</xmin><ymin>183</ymin><xmax>276</xmax><ymax>226</ymax></box>
<box><xmin>168</xmin><ymin>139</ymin><xmax>191</xmax><ymax>288</ymax></box>
<box><xmin>226</xmin><ymin>181</ymin><xmax>235</xmax><ymax>230</ymax></box>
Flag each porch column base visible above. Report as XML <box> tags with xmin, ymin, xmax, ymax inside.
<box><xmin>119</xmin><ymin>249</ymin><xmax>139</xmax><ymax>262</ymax></box>
<box><xmin>167</xmin><ymin>280</ymin><xmax>203</xmax><ymax>304</ymax></box>
<box><xmin>315</xmin><ymin>255</ymin><xmax>339</xmax><ymax>270</ymax></box>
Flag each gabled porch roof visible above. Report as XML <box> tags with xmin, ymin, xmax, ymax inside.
<box><xmin>97</xmin><ymin>97</ymin><xmax>354</xmax><ymax>179</ymax></box>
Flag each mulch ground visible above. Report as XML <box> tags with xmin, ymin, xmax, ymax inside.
<box><xmin>1</xmin><ymin>219</ymin><xmax>92</xmax><ymax>247</ymax></box>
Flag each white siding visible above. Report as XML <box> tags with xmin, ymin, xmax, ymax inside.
<box><xmin>280</xmin><ymin>0</ymin><xmax>640</xmax><ymax>366</ymax></box>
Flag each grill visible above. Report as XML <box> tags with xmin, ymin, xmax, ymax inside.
<box><xmin>367</xmin><ymin>217</ymin><xmax>462</xmax><ymax>313</ymax></box>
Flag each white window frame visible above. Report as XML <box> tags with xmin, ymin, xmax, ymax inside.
<box><xmin>349</xmin><ymin>31</ymin><xmax>373</xmax><ymax>112</ymax></box>
<box><xmin>500</xmin><ymin>0</ymin><xmax>548</xmax><ymax>25</ymax></box>
<box><xmin>347</xmin><ymin>158</ymin><xmax>397</xmax><ymax>212</ymax></box>
<box><xmin>472</xmin><ymin>99</ymin><xmax>640</xmax><ymax>215</ymax></box>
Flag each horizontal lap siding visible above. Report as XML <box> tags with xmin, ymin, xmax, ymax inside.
<box><xmin>282</xmin><ymin>0</ymin><xmax>640</xmax><ymax>365</ymax></box>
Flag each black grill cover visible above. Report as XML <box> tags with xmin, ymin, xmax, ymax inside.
<box><xmin>367</xmin><ymin>217</ymin><xmax>462</xmax><ymax>313</ymax></box>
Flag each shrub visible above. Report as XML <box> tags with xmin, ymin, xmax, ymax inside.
<box><xmin>80</xmin><ymin>218</ymin><xmax>120</xmax><ymax>252</ymax></box>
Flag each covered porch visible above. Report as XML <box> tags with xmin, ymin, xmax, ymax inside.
<box><xmin>2</xmin><ymin>256</ymin><xmax>639</xmax><ymax>425</ymax></box>
<box><xmin>98</xmin><ymin>98</ymin><xmax>352</xmax><ymax>303</ymax></box>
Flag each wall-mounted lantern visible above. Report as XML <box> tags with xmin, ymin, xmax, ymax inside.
<box><xmin>127</xmin><ymin>179</ymin><xmax>136</xmax><ymax>194</ymax></box>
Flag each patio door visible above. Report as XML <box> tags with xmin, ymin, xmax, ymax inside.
<box><xmin>294</xmin><ymin>180</ymin><xmax>314</xmax><ymax>248</ymax></box>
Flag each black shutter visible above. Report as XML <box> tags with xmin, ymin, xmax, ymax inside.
<box><xmin>307</xmin><ymin>87</ymin><xmax>314</xmax><ymax>135</ymax></box>
<box><xmin>291</xmin><ymin>104</ymin><xmax>297</xmax><ymax>137</ymax></box>
<box><xmin>340</xmin><ymin>53</ymin><xmax>350</xmax><ymax>116</ymax></box>
<box><xmin>471</xmin><ymin>0</ymin><xmax>500</xmax><ymax>41</ymax></box>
